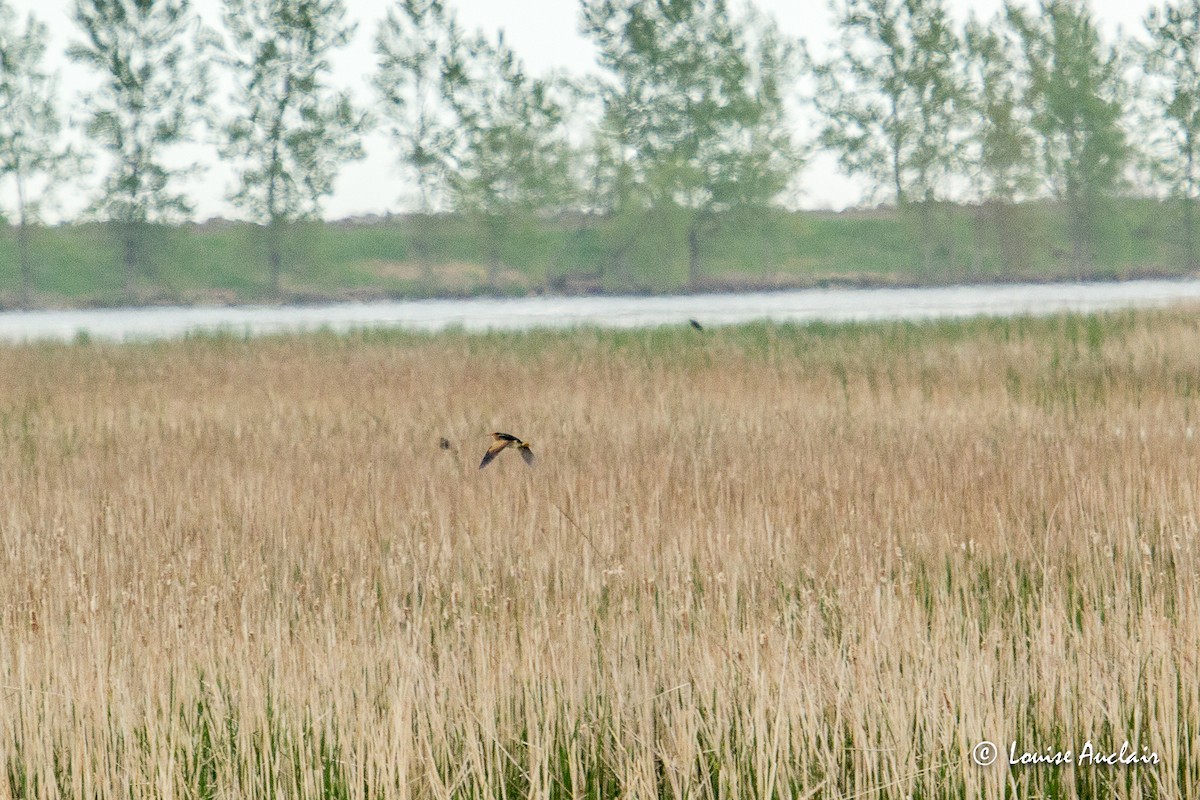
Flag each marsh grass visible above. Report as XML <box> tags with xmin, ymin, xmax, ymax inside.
<box><xmin>0</xmin><ymin>311</ymin><xmax>1197</xmax><ymax>798</ymax></box>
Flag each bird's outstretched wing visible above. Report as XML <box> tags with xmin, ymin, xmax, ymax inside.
<box><xmin>492</xmin><ymin>432</ymin><xmax>520</xmax><ymax>442</ymax></box>
<box><xmin>479</xmin><ymin>439</ymin><xmax>510</xmax><ymax>469</ymax></box>
<box><xmin>520</xmin><ymin>445</ymin><xmax>535</xmax><ymax>466</ymax></box>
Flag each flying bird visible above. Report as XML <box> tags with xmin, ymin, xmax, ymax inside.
<box><xmin>479</xmin><ymin>432</ymin><xmax>535</xmax><ymax>469</ymax></box>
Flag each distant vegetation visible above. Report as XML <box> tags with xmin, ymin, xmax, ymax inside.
<box><xmin>0</xmin><ymin>198</ymin><xmax>1188</xmax><ymax>307</ymax></box>
<box><xmin>1</xmin><ymin>311</ymin><xmax>1196</xmax><ymax>797</ymax></box>
<box><xmin>3</xmin><ymin>0</ymin><xmax>1200</xmax><ymax>305</ymax></box>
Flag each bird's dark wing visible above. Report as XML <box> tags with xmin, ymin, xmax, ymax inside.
<box><xmin>520</xmin><ymin>446</ymin><xmax>535</xmax><ymax>466</ymax></box>
<box><xmin>479</xmin><ymin>439</ymin><xmax>510</xmax><ymax>469</ymax></box>
<box><xmin>492</xmin><ymin>432</ymin><xmax>520</xmax><ymax>442</ymax></box>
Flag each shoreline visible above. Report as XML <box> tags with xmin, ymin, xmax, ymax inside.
<box><xmin>1</xmin><ymin>264</ymin><xmax>1196</xmax><ymax>313</ymax></box>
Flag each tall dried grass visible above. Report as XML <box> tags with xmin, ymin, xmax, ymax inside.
<box><xmin>0</xmin><ymin>312</ymin><xmax>1196</xmax><ymax>798</ymax></box>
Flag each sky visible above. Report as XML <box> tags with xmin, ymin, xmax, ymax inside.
<box><xmin>1</xmin><ymin>0</ymin><xmax>1166</xmax><ymax>222</ymax></box>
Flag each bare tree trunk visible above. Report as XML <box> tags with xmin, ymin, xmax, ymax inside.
<box><xmin>1064</xmin><ymin>130</ymin><xmax>1092</xmax><ymax>276</ymax></box>
<box><xmin>890</xmin><ymin>95</ymin><xmax>904</xmax><ymax>208</ymax></box>
<box><xmin>943</xmin><ymin>203</ymin><xmax>958</xmax><ymax>275</ymax></box>
<box><xmin>487</xmin><ymin>249</ymin><xmax>501</xmax><ymax>286</ymax></box>
<box><xmin>1185</xmin><ymin>195</ymin><xmax>1197</xmax><ymax>271</ymax></box>
<box><xmin>1067</xmin><ymin>203</ymin><xmax>1090</xmax><ymax>276</ymax></box>
<box><xmin>122</xmin><ymin>221</ymin><xmax>139</xmax><ymax>301</ymax></box>
<box><xmin>266</xmin><ymin>160</ymin><xmax>284</xmax><ymax>297</ymax></box>
<box><xmin>994</xmin><ymin>201</ymin><xmax>1023</xmax><ymax>275</ymax></box>
<box><xmin>971</xmin><ymin>202</ymin><xmax>987</xmax><ymax>278</ymax></box>
<box><xmin>484</xmin><ymin>214</ymin><xmax>504</xmax><ymax>288</ymax></box>
<box><xmin>1185</xmin><ymin>142</ymin><xmax>1198</xmax><ymax>271</ymax></box>
<box><xmin>268</xmin><ymin>219</ymin><xmax>283</xmax><ymax>298</ymax></box>
<box><xmin>612</xmin><ymin>246</ymin><xmax>628</xmax><ymax>284</ymax></box>
<box><xmin>608</xmin><ymin>207</ymin><xmax>655</xmax><ymax>288</ymax></box>
<box><xmin>16</xmin><ymin>176</ymin><xmax>31</xmax><ymax>308</ymax></box>
<box><xmin>916</xmin><ymin>201</ymin><xmax>935</xmax><ymax>275</ymax></box>
<box><xmin>687</xmin><ymin>220</ymin><xmax>701</xmax><ymax>288</ymax></box>
<box><xmin>414</xmin><ymin>213</ymin><xmax>433</xmax><ymax>284</ymax></box>
<box><xmin>17</xmin><ymin>223</ymin><xmax>32</xmax><ymax>309</ymax></box>
<box><xmin>761</xmin><ymin>233</ymin><xmax>773</xmax><ymax>278</ymax></box>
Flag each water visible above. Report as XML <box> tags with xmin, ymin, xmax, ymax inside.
<box><xmin>2</xmin><ymin>279</ymin><xmax>1200</xmax><ymax>342</ymax></box>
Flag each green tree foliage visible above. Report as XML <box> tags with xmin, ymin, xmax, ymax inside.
<box><xmin>1141</xmin><ymin>0</ymin><xmax>1200</xmax><ymax>268</ymax></box>
<box><xmin>0</xmin><ymin>2</ymin><xmax>82</xmax><ymax>306</ymax></box>
<box><xmin>1009</xmin><ymin>0</ymin><xmax>1129</xmax><ymax>270</ymax></box>
<box><xmin>963</xmin><ymin>12</ymin><xmax>1037</xmax><ymax>272</ymax></box>
<box><xmin>963</xmin><ymin>15</ymin><xmax>1037</xmax><ymax>205</ymax></box>
<box><xmin>374</xmin><ymin>0</ymin><xmax>455</xmax><ymax>214</ymax></box>
<box><xmin>812</xmin><ymin>0</ymin><xmax>965</xmax><ymax>272</ymax></box>
<box><xmin>812</xmin><ymin>0</ymin><xmax>964</xmax><ymax>205</ymax></box>
<box><xmin>439</xmin><ymin>22</ymin><xmax>575</xmax><ymax>284</ymax></box>
<box><xmin>68</xmin><ymin>0</ymin><xmax>207</xmax><ymax>299</ymax></box>
<box><xmin>220</xmin><ymin>0</ymin><xmax>367</xmax><ymax>295</ymax></box>
<box><xmin>582</xmin><ymin>0</ymin><xmax>801</xmax><ymax>286</ymax></box>
<box><xmin>374</xmin><ymin>0</ymin><xmax>458</xmax><ymax>275</ymax></box>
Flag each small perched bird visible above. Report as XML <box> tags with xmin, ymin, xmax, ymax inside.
<box><xmin>689</xmin><ymin>318</ymin><xmax>704</xmax><ymax>331</ymax></box>
<box><xmin>479</xmin><ymin>432</ymin><xmax>535</xmax><ymax>469</ymax></box>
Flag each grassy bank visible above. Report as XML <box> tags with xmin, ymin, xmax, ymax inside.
<box><xmin>0</xmin><ymin>312</ymin><xmax>1197</xmax><ymax>797</ymax></box>
<box><xmin>0</xmin><ymin>197</ymin><xmax>1192</xmax><ymax>308</ymax></box>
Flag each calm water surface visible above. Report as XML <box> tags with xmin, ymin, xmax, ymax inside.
<box><xmin>2</xmin><ymin>279</ymin><xmax>1200</xmax><ymax>342</ymax></box>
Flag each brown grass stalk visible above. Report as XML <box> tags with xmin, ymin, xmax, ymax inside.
<box><xmin>0</xmin><ymin>312</ymin><xmax>1196</xmax><ymax>798</ymax></box>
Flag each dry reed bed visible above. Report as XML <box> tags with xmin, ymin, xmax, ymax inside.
<box><xmin>0</xmin><ymin>313</ymin><xmax>1196</xmax><ymax>798</ymax></box>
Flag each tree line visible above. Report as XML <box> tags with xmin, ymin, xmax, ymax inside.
<box><xmin>1</xmin><ymin>0</ymin><xmax>1199</xmax><ymax>304</ymax></box>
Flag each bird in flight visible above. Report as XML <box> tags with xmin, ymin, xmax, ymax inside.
<box><xmin>479</xmin><ymin>432</ymin><xmax>535</xmax><ymax>469</ymax></box>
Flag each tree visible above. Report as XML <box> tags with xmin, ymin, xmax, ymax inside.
<box><xmin>374</xmin><ymin>0</ymin><xmax>455</xmax><ymax>215</ymax></box>
<box><xmin>0</xmin><ymin>2</ymin><xmax>81</xmax><ymax>306</ymax></box>
<box><xmin>572</xmin><ymin>39</ymin><xmax>645</xmax><ymax>283</ymax></box>
<box><xmin>69</xmin><ymin>0</ymin><xmax>208</xmax><ymax>300</ymax></box>
<box><xmin>220</xmin><ymin>0</ymin><xmax>367</xmax><ymax>296</ymax></box>
<box><xmin>962</xmin><ymin>12</ymin><xmax>1038</xmax><ymax>273</ymax></box>
<box><xmin>374</xmin><ymin>0</ymin><xmax>458</xmax><ymax>274</ymax></box>
<box><xmin>582</xmin><ymin>0</ymin><xmax>801</xmax><ymax>287</ymax></box>
<box><xmin>439</xmin><ymin>24</ymin><xmax>575</xmax><ymax>285</ymax></box>
<box><xmin>1141</xmin><ymin>0</ymin><xmax>1200</xmax><ymax>268</ymax></box>
<box><xmin>811</xmin><ymin>0</ymin><xmax>966</xmax><ymax>271</ymax></box>
<box><xmin>1009</xmin><ymin>0</ymin><xmax>1129</xmax><ymax>271</ymax></box>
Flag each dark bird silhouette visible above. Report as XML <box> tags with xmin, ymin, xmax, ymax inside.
<box><xmin>438</xmin><ymin>437</ymin><xmax>452</xmax><ymax>450</ymax></box>
<box><xmin>689</xmin><ymin>318</ymin><xmax>704</xmax><ymax>331</ymax></box>
<box><xmin>479</xmin><ymin>432</ymin><xmax>535</xmax><ymax>469</ymax></box>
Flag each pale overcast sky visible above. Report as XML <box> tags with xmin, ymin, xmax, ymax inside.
<box><xmin>2</xmin><ymin>0</ymin><xmax>1163</xmax><ymax>222</ymax></box>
